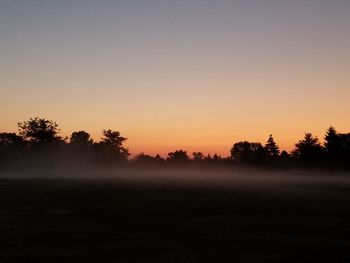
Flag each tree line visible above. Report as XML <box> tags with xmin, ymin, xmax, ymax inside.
<box><xmin>1</xmin><ymin>117</ymin><xmax>349</xmax><ymax>170</ymax></box>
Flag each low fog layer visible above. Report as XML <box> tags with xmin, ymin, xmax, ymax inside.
<box><xmin>1</xmin><ymin>169</ymin><xmax>350</xmax><ymax>190</ymax></box>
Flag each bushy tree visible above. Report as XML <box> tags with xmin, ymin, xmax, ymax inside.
<box><xmin>68</xmin><ymin>131</ymin><xmax>94</xmax><ymax>165</ymax></box>
<box><xmin>134</xmin><ymin>153</ymin><xmax>154</xmax><ymax>162</ymax></box>
<box><xmin>70</xmin><ymin>131</ymin><xmax>93</xmax><ymax>148</ymax></box>
<box><xmin>0</xmin><ymin>133</ymin><xmax>26</xmax><ymax>167</ymax></box>
<box><xmin>97</xmin><ymin>129</ymin><xmax>129</xmax><ymax>163</ymax></box>
<box><xmin>166</xmin><ymin>150</ymin><xmax>189</xmax><ymax>164</ymax></box>
<box><xmin>192</xmin><ymin>152</ymin><xmax>204</xmax><ymax>161</ymax></box>
<box><xmin>0</xmin><ymin>132</ymin><xmax>25</xmax><ymax>148</ymax></box>
<box><xmin>133</xmin><ymin>153</ymin><xmax>165</xmax><ymax>167</ymax></box>
<box><xmin>17</xmin><ymin>117</ymin><xmax>63</xmax><ymax>147</ymax></box>
<box><xmin>231</xmin><ymin>141</ymin><xmax>265</xmax><ymax>165</ymax></box>
<box><xmin>154</xmin><ymin>154</ymin><xmax>165</xmax><ymax>163</ymax></box>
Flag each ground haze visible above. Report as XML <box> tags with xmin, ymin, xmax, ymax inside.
<box><xmin>1</xmin><ymin>170</ymin><xmax>350</xmax><ymax>262</ymax></box>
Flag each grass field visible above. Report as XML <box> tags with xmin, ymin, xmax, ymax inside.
<box><xmin>1</xmin><ymin>171</ymin><xmax>350</xmax><ymax>262</ymax></box>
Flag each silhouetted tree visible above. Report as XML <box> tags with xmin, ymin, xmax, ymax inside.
<box><xmin>97</xmin><ymin>129</ymin><xmax>129</xmax><ymax>164</ymax></box>
<box><xmin>204</xmin><ymin>154</ymin><xmax>212</xmax><ymax>162</ymax></box>
<box><xmin>230</xmin><ymin>141</ymin><xmax>265</xmax><ymax>165</ymax></box>
<box><xmin>0</xmin><ymin>133</ymin><xmax>26</xmax><ymax>168</ymax></box>
<box><xmin>133</xmin><ymin>153</ymin><xmax>165</xmax><ymax>167</ymax></box>
<box><xmin>337</xmin><ymin>133</ymin><xmax>350</xmax><ymax>167</ymax></box>
<box><xmin>192</xmin><ymin>152</ymin><xmax>204</xmax><ymax>162</ymax></box>
<box><xmin>292</xmin><ymin>133</ymin><xmax>325</xmax><ymax>165</ymax></box>
<box><xmin>0</xmin><ymin>132</ymin><xmax>25</xmax><ymax>149</ymax></box>
<box><xmin>208</xmin><ymin>153</ymin><xmax>223</xmax><ymax>166</ymax></box>
<box><xmin>325</xmin><ymin>126</ymin><xmax>337</xmax><ymax>150</ymax></box>
<box><xmin>166</xmin><ymin>150</ymin><xmax>189</xmax><ymax>165</ymax></box>
<box><xmin>213</xmin><ymin>153</ymin><xmax>221</xmax><ymax>161</ymax></box>
<box><xmin>264</xmin><ymin>135</ymin><xmax>280</xmax><ymax>162</ymax></box>
<box><xmin>70</xmin><ymin>131</ymin><xmax>93</xmax><ymax>148</ymax></box>
<box><xmin>68</xmin><ymin>131</ymin><xmax>94</xmax><ymax>165</ymax></box>
<box><xmin>280</xmin><ymin>150</ymin><xmax>291</xmax><ymax>161</ymax></box>
<box><xmin>324</xmin><ymin>126</ymin><xmax>350</xmax><ymax>167</ymax></box>
<box><xmin>277</xmin><ymin>150</ymin><xmax>293</xmax><ymax>168</ymax></box>
<box><xmin>154</xmin><ymin>154</ymin><xmax>165</xmax><ymax>163</ymax></box>
<box><xmin>324</xmin><ymin>126</ymin><xmax>338</xmax><ymax>164</ymax></box>
<box><xmin>17</xmin><ymin>117</ymin><xmax>63</xmax><ymax>148</ymax></box>
<box><xmin>134</xmin><ymin>153</ymin><xmax>153</xmax><ymax>161</ymax></box>
<box><xmin>2</xmin><ymin>118</ymin><xmax>350</xmax><ymax>171</ymax></box>
<box><xmin>15</xmin><ymin>118</ymin><xmax>67</xmax><ymax>168</ymax></box>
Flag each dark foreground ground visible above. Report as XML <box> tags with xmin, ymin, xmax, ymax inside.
<box><xmin>1</xmin><ymin>172</ymin><xmax>350</xmax><ymax>262</ymax></box>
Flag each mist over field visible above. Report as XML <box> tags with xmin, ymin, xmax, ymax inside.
<box><xmin>1</xmin><ymin>168</ymin><xmax>350</xmax><ymax>262</ymax></box>
<box><xmin>1</xmin><ymin>168</ymin><xmax>350</xmax><ymax>189</ymax></box>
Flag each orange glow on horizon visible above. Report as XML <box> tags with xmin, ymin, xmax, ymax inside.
<box><xmin>1</xmin><ymin>119</ymin><xmax>346</xmax><ymax>158</ymax></box>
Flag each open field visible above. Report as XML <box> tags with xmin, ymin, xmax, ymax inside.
<box><xmin>1</xmin><ymin>171</ymin><xmax>350</xmax><ymax>262</ymax></box>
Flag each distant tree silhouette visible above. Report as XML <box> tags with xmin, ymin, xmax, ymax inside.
<box><xmin>134</xmin><ymin>153</ymin><xmax>153</xmax><ymax>161</ymax></box>
<box><xmin>202</xmin><ymin>153</ymin><xmax>215</xmax><ymax>165</ymax></box>
<box><xmin>70</xmin><ymin>131</ymin><xmax>93</xmax><ymax>149</ymax></box>
<box><xmin>0</xmin><ymin>132</ymin><xmax>25</xmax><ymax>149</ymax></box>
<box><xmin>192</xmin><ymin>152</ymin><xmax>204</xmax><ymax>161</ymax></box>
<box><xmin>280</xmin><ymin>150</ymin><xmax>291</xmax><ymax>161</ymax></box>
<box><xmin>292</xmin><ymin>133</ymin><xmax>325</xmax><ymax>165</ymax></box>
<box><xmin>336</xmin><ymin>133</ymin><xmax>350</xmax><ymax>167</ymax></box>
<box><xmin>204</xmin><ymin>154</ymin><xmax>212</xmax><ymax>162</ymax></box>
<box><xmin>324</xmin><ymin>126</ymin><xmax>350</xmax><ymax>168</ymax></box>
<box><xmin>17</xmin><ymin>117</ymin><xmax>63</xmax><ymax>148</ymax></box>
<box><xmin>213</xmin><ymin>153</ymin><xmax>221</xmax><ymax>161</ymax></box>
<box><xmin>2</xmin><ymin>118</ymin><xmax>350</xmax><ymax>171</ymax></box>
<box><xmin>231</xmin><ymin>141</ymin><xmax>265</xmax><ymax>165</ymax></box>
<box><xmin>264</xmin><ymin>135</ymin><xmax>280</xmax><ymax>162</ymax></box>
<box><xmin>277</xmin><ymin>150</ymin><xmax>293</xmax><ymax>168</ymax></box>
<box><xmin>14</xmin><ymin>118</ymin><xmax>67</xmax><ymax>168</ymax></box>
<box><xmin>167</xmin><ymin>150</ymin><xmax>189</xmax><ymax>165</ymax></box>
<box><xmin>325</xmin><ymin>126</ymin><xmax>337</xmax><ymax>149</ymax></box>
<box><xmin>68</xmin><ymin>131</ymin><xmax>94</xmax><ymax>165</ymax></box>
<box><xmin>0</xmin><ymin>133</ymin><xmax>26</xmax><ymax>168</ymax></box>
<box><xmin>324</xmin><ymin>126</ymin><xmax>339</xmax><ymax>163</ymax></box>
<box><xmin>208</xmin><ymin>153</ymin><xmax>224</xmax><ymax>166</ymax></box>
<box><xmin>97</xmin><ymin>129</ymin><xmax>129</xmax><ymax>164</ymax></box>
<box><xmin>133</xmin><ymin>153</ymin><xmax>165</xmax><ymax>167</ymax></box>
<box><xmin>154</xmin><ymin>154</ymin><xmax>165</xmax><ymax>163</ymax></box>
<box><xmin>205</xmin><ymin>153</ymin><xmax>222</xmax><ymax>164</ymax></box>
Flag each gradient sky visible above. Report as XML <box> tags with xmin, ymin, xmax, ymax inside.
<box><xmin>1</xmin><ymin>0</ymin><xmax>350</xmax><ymax>156</ymax></box>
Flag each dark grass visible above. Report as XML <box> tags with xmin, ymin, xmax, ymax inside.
<box><xmin>1</xmin><ymin>175</ymin><xmax>350</xmax><ymax>262</ymax></box>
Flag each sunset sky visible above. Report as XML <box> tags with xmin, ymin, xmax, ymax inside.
<box><xmin>1</xmin><ymin>0</ymin><xmax>349</xmax><ymax>156</ymax></box>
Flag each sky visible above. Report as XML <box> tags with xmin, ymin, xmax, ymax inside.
<box><xmin>1</xmin><ymin>0</ymin><xmax>350</xmax><ymax>157</ymax></box>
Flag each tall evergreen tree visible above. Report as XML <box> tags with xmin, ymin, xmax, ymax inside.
<box><xmin>324</xmin><ymin>126</ymin><xmax>338</xmax><ymax>153</ymax></box>
<box><xmin>324</xmin><ymin>126</ymin><xmax>350</xmax><ymax>167</ymax></box>
<box><xmin>292</xmin><ymin>133</ymin><xmax>325</xmax><ymax>165</ymax></box>
<box><xmin>264</xmin><ymin>134</ymin><xmax>280</xmax><ymax>162</ymax></box>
